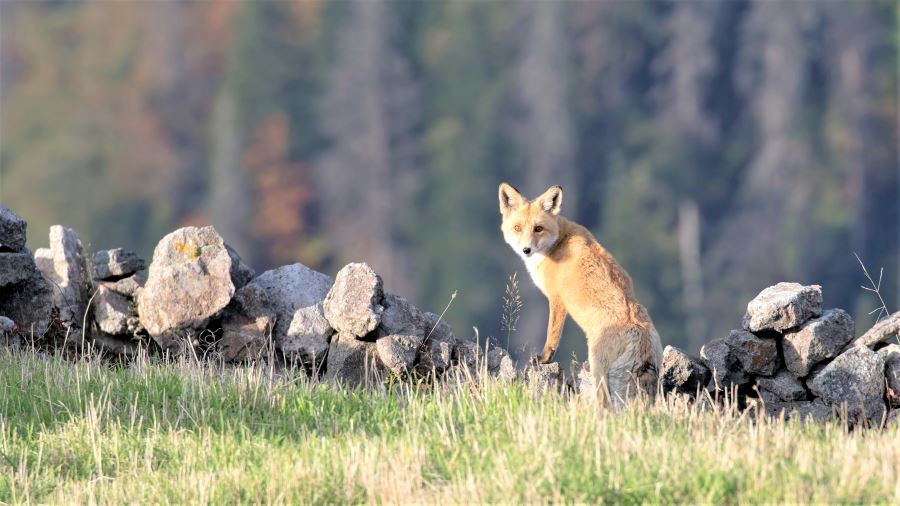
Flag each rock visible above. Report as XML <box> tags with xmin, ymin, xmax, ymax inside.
<box><xmin>700</xmin><ymin>338</ymin><xmax>751</xmax><ymax>389</ymax></box>
<box><xmin>219</xmin><ymin>314</ymin><xmax>273</xmax><ymax>362</ymax></box>
<box><xmin>34</xmin><ymin>226</ymin><xmax>92</xmax><ymax>326</ymax></box>
<box><xmin>886</xmin><ymin>409</ymin><xmax>900</xmax><ymax>427</ymax></box>
<box><xmin>487</xmin><ymin>346</ymin><xmax>516</xmax><ymax>381</ymax></box>
<box><xmin>847</xmin><ymin>310</ymin><xmax>900</xmax><ymax>349</ymax></box>
<box><xmin>233</xmin><ymin>263</ymin><xmax>333</xmax><ymax>356</ymax></box>
<box><xmin>660</xmin><ymin>345</ymin><xmax>712</xmax><ymax>395</ymax></box>
<box><xmin>376</xmin><ymin>334</ymin><xmax>421</xmax><ymax>375</ymax></box>
<box><xmin>782</xmin><ymin>309</ymin><xmax>855</xmax><ymax>377</ymax></box>
<box><xmin>0</xmin><ymin>206</ymin><xmax>27</xmax><ymax>252</ymax></box>
<box><xmin>99</xmin><ymin>272</ymin><xmax>146</xmax><ymax>298</ymax></box>
<box><xmin>756</xmin><ymin>370</ymin><xmax>807</xmax><ymax>401</ymax></box>
<box><xmin>381</xmin><ymin>293</ymin><xmax>429</xmax><ymax>337</ymax></box>
<box><xmin>92</xmin><ymin>248</ymin><xmax>146</xmax><ymax>281</ymax></box>
<box><xmin>878</xmin><ymin>344</ymin><xmax>900</xmax><ymax>408</ymax></box>
<box><xmin>324</xmin><ymin>331</ymin><xmax>386</xmax><ymax>387</ymax></box>
<box><xmin>417</xmin><ymin>312</ymin><xmax>455</xmax><ymax>373</ymax></box>
<box><xmin>283</xmin><ymin>303</ymin><xmax>333</xmax><ymax>370</ymax></box>
<box><xmin>725</xmin><ymin>330</ymin><xmax>780</xmax><ymax>376</ymax></box>
<box><xmin>808</xmin><ymin>346</ymin><xmax>885</xmax><ymax>422</ymax></box>
<box><xmin>0</xmin><ymin>272</ymin><xmax>54</xmax><ymax>339</ymax></box>
<box><xmin>0</xmin><ymin>316</ymin><xmax>17</xmax><ymax>346</ymax></box>
<box><xmin>760</xmin><ymin>391</ymin><xmax>833</xmax><ymax>422</ymax></box>
<box><xmin>527</xmin><ymin>362</ymin><xmax>563</xmax><ymax>391</ymax></box>
<box><xmin>89</xmin><ymin>334</ymin><xmax>139</xmax><ymax>356</ymax></box>
<box><xmin>323</xmin><ymin>263</ymin><xmax>384</xmax><ymax>338</ymax></box>
<box><xmin>453</xmin><ymin>340</ymin><xmax>482</xmax><ymax>371</ymax></box>
<box><xmin>0</xmin><ymin>251</ymin><xmax>38</xmax><ymax>287</ymax></box>
<box><xmin>93</xmin><ymin>286</ymin><xmax>140</xmax><ymax>336</ymax></box>
<box><xmin>742</xmin><ymin>282</ymin><xmax>823</xmax><ymax>332</ymax></box>
<box><xmin>137</xmin><ymin>226</ymin><xmax>236</xmax><ymax>351</ymax></box>
<box><xmin>225</xmin><ymin>244</ymin><xmax>255</xmax><ymax>289</ymax></box>
<box><xmin>571</xmin><ymin>361</ymin><xmax>596</xmax><ymax>398</ymax></box>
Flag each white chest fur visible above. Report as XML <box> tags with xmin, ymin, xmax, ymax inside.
<box><xmin>523</xmin><ymin>253</ymin><xmax>547</xmax><ymax>293</ymax></box>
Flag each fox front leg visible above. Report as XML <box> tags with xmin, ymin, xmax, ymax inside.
<box><xmin>539</xmin><ymin>298</ymin><xmax>567</xmax><ymax>364</ymax></box>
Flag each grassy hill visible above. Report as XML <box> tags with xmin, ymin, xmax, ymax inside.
<box><xmin>0</xmin><ymin>348</ymin><xmax>898</xmax><ymax>504</ymax></box>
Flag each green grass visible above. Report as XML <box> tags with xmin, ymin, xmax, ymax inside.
<box><xmin>0</xmin><ymin>348</ymin><xmax>898</xmax><ymax>504</ymax></box>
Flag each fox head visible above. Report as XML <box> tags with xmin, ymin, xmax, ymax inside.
<box><xmin>498</xmin><ymin>183</ymin><xmax>563</xmax><ymax>261</ymax></box>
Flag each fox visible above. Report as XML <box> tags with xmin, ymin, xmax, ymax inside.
<box><xmin>498</xmin><ymin>182</ymin><xmax>663</xmax><ymax>408</ymax></box>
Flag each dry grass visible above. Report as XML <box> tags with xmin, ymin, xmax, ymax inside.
<box><xmin>0</xmin><ymin>347</ymin><xmax>898</xmax><ymax>504</ymax></box>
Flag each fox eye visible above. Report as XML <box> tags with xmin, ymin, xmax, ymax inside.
<box><xmin>514</xmin><ymin>225</ymin><xmax>522</xmax><ymax>232</ymax></box>
<box><xmin>534</xmin><ymin>226</ymin><xmax>543</xmax><ymax>233</ymax></box>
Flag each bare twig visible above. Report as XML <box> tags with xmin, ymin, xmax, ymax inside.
<box><xmin>425</xmin><ymin>290</ymin><xmax>457</xmax><ymax>343</ymax></box>
<box><xmin>854</xmin><ymin>252</ymin><xmax>889</xmax><ymax>322</ymax></box>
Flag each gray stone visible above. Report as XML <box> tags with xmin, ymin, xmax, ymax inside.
<box><xmin>283</xmin><ymin>303</ymin><xmax>333</xmax><ymax>370</ymax></box>
<box><xmin>417</xmin><ymin>312</ymin><xmax>455</xmax><ymax>373</ymax></box>
<box><xmin>34</xmin><ymin>226</ymin><xmax>92</xmax><ymax>327</ymax></box>
<box><xmin>808</xmin><ymin>346</ymin><xmax>886</xmax><ymax>422</ymax></box>
<box><xmin>571</xmin><ymin>361</ymin><xmax>596</xmax><ymax>398</ymax></box>
<box><xmin>234</xmin><ymin>263</ymin><xmax>333</xmax><ymax>355</ymax></box>
<box><xmin>454</xmin><ymin>340</ymin><xmax>482</xmax><ymax>371</ymax></box>
<box><xmin>878</xmin><ymin>344</ymin><xmax>900</xmax><ymax>408</ymax></box>
<box><xmin>92</xmin><ymin>248</ymin><xmax>145</xmax><ymax>281</ymax></box>
<box><xmin>219</xmin><ymin>314</ymin><xmax>272</xmax><ymax>362</ymax></box>
<box><xmin>847</xmin><ymin>310</ymin><xmax>900</xmax><ymax>349</ymax></box>
<box><xmin>725</xmin><ymin>329</ymin><xmax>780</xmax><ymax>376</ymax></box>
<box><xmin>99</xmin><ymin>272</ymin><xmax>146</xmax><ymax>298</ymax></box>
<box><xmin>742</xmin><ymin>282</ymin><xmax>823</xmax><ymax>332</ymax></box>
<box><xmin>0</xmin><ymin>206</ymin><xmax>27</xmax><ymax>252</ymax></box>
<box><xmin>376</xmin><ymin>334</ymin><xmax>421</xmax><ymax>375</ymax></box>
<box><xmin>0</xmin><ymin>316</ymin><xmax>16</xmax><ymax>346</ymax></box>
<box><xmin>660</xmin><ymin>345</ymin><xmax>712</xmax><ymax>395</ymax></box>
<box><xmin>487</xmin><ymin>347</ymin><xmax>517</xmax><ymax>381</ymax></box>
<box><xmin>0</xmin><ymin>272</ymin><xmax>54</xmax><ymax>339</ymax></box>
<box><xmin>137</xmin><ymin>226</ymin><xmax>237</xmax><ymax>351</ymax></box>
<box><xmin>756</xmin><ymin>370</ymin><xmax>807</xmax><ymax>401</ymax></box>
<box><xmin>323</xmin><ymin>263</ymin><xmax>384</xmax><ymax>338</ymax></box>
<box><xmin>700</xmin><ymin>338</ymin><xmax>751</xmax><ymax>389</ymax></box>
<box><xmin>760</xmin><ymin>391</ymin><xmax>833</xmax><ymax>422</ymax></box>
<box><xmin>324</xmin><ymin>331</ymin><xmax>386</xmax><ymax>387</ymax></box>
<box><xmin>527</xmin><ymin>362</ymin><xmax>563</xmax><ymax>391</ymax></box>
<box><xmin>225</xmin><ymin>244</ymin><xmax>256</xmax><ymax>289</ymax></box>
<box><xmin>93</xmin><ymin>285</ymin><xmax>140</xmax><ymax>336</ymax></box>
<box><xmin>381</xmin><ymin>293</ymin><xmax>429</xmax><ymax>337</ymax></box>
<box><xmin>0</xmin><ymin>251</ymin><xmax>38</xmax><ymax>287</ymax></box>
<box><xmin>783</xmin><ymin>309</ymin><xmax>855</xmax><ymax>378</ymax></box>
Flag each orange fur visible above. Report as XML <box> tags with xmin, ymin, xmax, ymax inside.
<box><xmin>499</xmin><ymin>183</ymin><xmax>663</xmax><ymax>408</ymax></box>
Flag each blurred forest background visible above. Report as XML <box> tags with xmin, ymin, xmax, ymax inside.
<box><xmin>0</xmin><ymin>0</ymin><xmax>897</xmax><ymax>360</ymax></box>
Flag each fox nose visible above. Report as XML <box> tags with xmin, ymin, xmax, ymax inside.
<box><xmin>522</xmin><ymin>247</ymin><xmax>532</xmax><ymax>255</ymax></box>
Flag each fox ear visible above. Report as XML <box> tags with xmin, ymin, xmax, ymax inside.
<box><xmin>537</xmin><ymin>185</ymin><xmax>563</xmax><ymax>215</ymax></box>
<box><xmin>498</xmin><ymin>183</ymin><xmax>524</xmax><ymax>215</ymax></box>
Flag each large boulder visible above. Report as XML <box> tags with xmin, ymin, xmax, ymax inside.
<box><xmin>807</xmin><ymin>346</ymin><xmax>886</xmax><ymax>422</ymax></box>
<box><xmin>759</xmin><ymin>391</ymin><xmax>833</xmax><ymax>423</ymax></box>
<box><xmin>284</xmin><ymin>303</ymin><xmax>333</xmax><ymax>371</ymax></box>
<box><xmin>660</xmin><ymin>345</ymin><xmax>711</xmax><ymax>395</ymax></box>
<box><xmin>0</xmin><ymin>251</ymin><xmax>38</xmax><ymax>287</ymax></box>
<box><xmin>847</xmin><ymin>310</ymin><xmax>900</xmax><ymax>349</ymax></box>
<box><xmin>323</xmin><ymin>263</ymin><xmax>384</xmax><ymax>338</ymax></box>
<box><xmin>0</xmin><ymin>205</ymin><xmax>27</xmax><ymax>252</ymax></box>
<box><xmin>225</xmin><ymin>244</ymin><xmax>256</xmax><ymax>289</ymax></box>
<box><xmin>229</xmin><ymin>263</ymin><xmax>333</xmax><ymax>357</ymax></box>
<box><xmin>742</xmin><ymin>283</ymin><xmax>822</xmax><ymax>333</ymax></box>
<box><xmin>92</xmin><ymin>248</ymin><xmax>145</xmax><ymax>281</ymax></box>
<box><xmin>324</xmin><ymin>331</ymin><xmax>386</xmax><ymax>387</ymax></box>
<box><xmin>878</xmin><ymin>344</ymin><xmax>900</xmax><ymax>408</ymax></box>
<box><xmin>782</xmin><ymin>309</ymin><xmax>854</xmax><ymax>378</ymax></box>
<box><xmin>700</xmin><ymin>338</ymin><xmax>751</xmax><ymax>389</ymax></box>
<box><xmin>137</xmin><ymin>226</ymin><xmax>236</xmax><ymax>351</ymax></box>
<box><xmin>376</xmin><ymin>334</ymin><xmax>421</xmax><ymax>375</ymax></box>
<box><xmin>93</xmin><ymin>286</ymin><xmax>140</xmax><ymax>336</ymax></box>
<box><xmin>34</xmin><ymin>226</ymin><xmax>92</xmax><ymax>326</ymax></box>
<box><xmin>372</xmin><ymin>294</ymin><xmax>431</xmax><ymax>375</ymax></box>
<box><xmin>0</xmin><ymin>273</ymin><xmax>54</xmax><ymax>340</ymax></box>
<box><xmin>725</xmin><ymin>330</ymin><xmax>780</xmax><ymax>376</ymax></box>
<box><xmin>487</xmin><ymin>346</ymin><xmax>516</xmax><ymax>381</ymax></box>
<box><xmin>756</xmin><ymin>370</ymin><xmax>807</xmax><ymax>402</ymax></box>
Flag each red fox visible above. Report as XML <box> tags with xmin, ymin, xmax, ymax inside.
<box><xmin>498</xmin><ymin>183</ymin><xmax>663</xmax><ymax>408</ymax></box>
